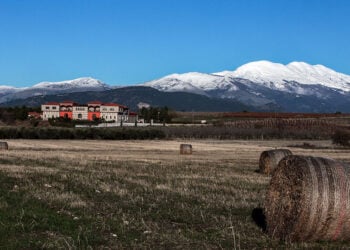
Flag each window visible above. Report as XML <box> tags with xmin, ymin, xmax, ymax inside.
<box><xmin>52</xmin><ymin>106</ymin><xmax>57</xmax><ymax>110</ymax></box>
<box><xmin>110</xmin><ymin>108</ymin><xmax>115</xmax><ymax>111</ymax></box>
<box><xmin>46</xmin><ymin>106</ymin><xmax>49</xmax><ymax>110</ymax></box>
<box><xmin>102</xmin><ymin>108</ymin><xmax>107</xmax><ymax>111</ymax></box>
<box><xmin>78</xmin><ymin>114</ymin><xmax>82</xmax><ymax>119</ymax></box>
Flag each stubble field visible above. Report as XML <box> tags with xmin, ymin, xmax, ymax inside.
<box><xmin>0</xmin><ymin>139</ymin><xmax>349</xmax><ymax>248</ymax></box>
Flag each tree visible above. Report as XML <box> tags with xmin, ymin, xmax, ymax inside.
<box><xmin>138</xmin><ymin>106</ymin><xmax>175</xmax><ymax>123</ymax></box>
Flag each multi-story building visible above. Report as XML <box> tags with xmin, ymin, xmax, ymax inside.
<box><xmin>41</xmin><ymin>100</ymin><xmax>133</xmax><ymax>122</ymax></box>
<box><xmin>59</xmin><ymin>100</ymin><xmax>74</xmax><ymax>119</ymax></box>
<box><xmin>41</xmin><ymin>102</ymin><xmax>60</xmax><ymax>120</ymax></box>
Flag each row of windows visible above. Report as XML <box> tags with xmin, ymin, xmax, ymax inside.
<box><xmin>45</xmin><ymin>106</ymin><xmax>57</xmax><ymax>110</ymax></box>
<box><xmin>43</xmin><ymin>114</ymin><xmax>58</xmax><ymax>118</ymax></box>
<box><xmin>43</xmin><ymin>110</ymin><xmax>120</xmax><ymax>115</ymax></box>
<box><xmin>43</xmin><ymin>114</ymin><xmax>120</xmax><ymax>120</ymax></box>
<box><xmin>61</xmin><ymin>107</ymin><xmax>73</xmax><ymax>111</ymax></box>
<box><xmin>75</xmin><ymin>107</ymin><xmax>87</xmax><ymax>111</ymax></box>
<box><xmin>44</xmin><ymin>107</ymin><xmax>118</xmax><ymax>112</ymax></box>
<box><xmin>102</xmin><ymin>115</ymin><xmax>117</xmax><ymax>119</ymax></box>
<box><xmin>89</xmin><ymin>107</ymin><xmax>100</xmax><ymax>111</ymax></box>
<box><xmin>101</xmin><ymin>108</ymin><xmax>116</xmax><ymax>111</ymax></box>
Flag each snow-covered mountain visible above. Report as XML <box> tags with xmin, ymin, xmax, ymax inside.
<box><xmin>1</xmin><ymin>61</ymin><xmax>350</xmax><ymax>112</ymax></box>
<box><xmin>216</xmin><ymin>61</ymin><xmax>350</xmax><ymax>93</ymax></box>
<box><xmin>0</xmin><ymin>77</ymin><xmax>111</xmax><ymax>103</ymax></box>
<box><xmin>32</xmin><ymin>77</ymin><xmax>109</xmax><ymax>90</ymax></box>
<box><xmin>144</xmin><ymin>61</ymin><xmax>350</xmax><ymax>112</ymax></box>
<box><xmin>0</xmin><ymin>86</ymin><xmax>24</xmax><ymax>96</ymax></box>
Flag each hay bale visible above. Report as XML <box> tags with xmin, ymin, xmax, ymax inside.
<box><xmin>265</xmin><ymin>155</ymin><xmax>350</xmax><ymax>242</ymax></box>
<box><xmin>0</xmin><ymin>141</ymin><xmax>8</xmax><ymax>150</ymax></box>
<box><xmin>259</xmin><ymin>149</ymin><xmax>292</xmax><ymax>174</ymax></box>
<box><xmin>180</xmin><ymin>144</ymin><xmax>192</xmax><ymax>155</ymax></box>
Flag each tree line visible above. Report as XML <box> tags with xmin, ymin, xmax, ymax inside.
<box><xmin>0</xmin><ymin>106</ymin><xmax>41</xmax><ymax>124</ymax></box>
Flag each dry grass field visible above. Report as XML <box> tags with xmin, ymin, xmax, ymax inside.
<box><xmin>1</xmin><ymin>139</ymin><xmax>350</xmax><ymax>248</ymax></box>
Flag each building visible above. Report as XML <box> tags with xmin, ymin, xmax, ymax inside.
<box><xmin>41</xmin><ymin>100</ymin><xmax>133</xmax><ymax>122</ymax></box>
<box><xmin>28</xmin><ymin>112</ymin><xmax>42</xmax><ymax>119</ymax></box>
<box><xmin>41</xmin><ymin>102</ymin><xmax>60</xmax><ymax>120</ymax></box>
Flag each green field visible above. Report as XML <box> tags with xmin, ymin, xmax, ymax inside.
<box><xmin>0</xmin><ymin>140</ymin><xmax>349</xmax><ymax>248</ymax></box>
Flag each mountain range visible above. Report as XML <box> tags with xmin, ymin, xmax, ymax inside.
<box><xmin>1</xmin><ymin>61</ymin><xmax>350</xmax><ymax>112</ymax></box>
<box><xmin>0</xmin><ymin>77</ymin><xmax>110</xmax><ymax>103</ymax></box>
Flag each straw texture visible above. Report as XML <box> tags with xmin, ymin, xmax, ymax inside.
<box><xmin>180</xmin><ymin>144</ymin><xmax>192</xmax><ymax>155</ymax></box>
<box><xmin>265</xmin><ymin>155</ymin><xmax>350</xmax><ymax>242</ymax></box>
<box><xmin>0</xmin><ymin>141</ymin><xmax>8</xmax><ymax>150</ymax></box>
<box><xmin>259</xmin><ymin>149</ymin><xmax>292</xmax><ymax>175</ymax></box>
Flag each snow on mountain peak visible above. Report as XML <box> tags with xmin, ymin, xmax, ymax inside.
<box><xmin>217</xmin><ymin>60</ymin><xmax>350</xmax><ymax>92</ymax></box>
<box><xmin>0</xmin><ymin>85</ymin><xmax>19</xmax><ymax>90</ymax></box>
<box><xmin>33</xmin><ymin>77</ymin><xmax>109</xmax><ymax>89</ymax></box>
<box><xmin>144</xmin><ymin>72</ymin><xmax>229</xmax><ymax>94</ymax></box>
<box><xmin>0</xmin><ymin>85</ymin><xmax>24</xmax><ymax>95</ymax></box>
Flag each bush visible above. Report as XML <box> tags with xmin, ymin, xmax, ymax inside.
<box><xmin>332</xmin><ymin>130</ymin><xmax>350</xmax><ymax>147</ymax></box>
<box><xmin>0</xmin><ymin>127</ymin><xmax>166</xmax><ymax>140</ymax></box>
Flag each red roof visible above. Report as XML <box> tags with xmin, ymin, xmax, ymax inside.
<box><xmin>28</xmin><ymin>112</ymin><xmax>42</xmax><ymax>118</ymax></box>
<box><xmin>44</xmin><ymin>102</ymin><xmax>59</xmax><ymax>105</ymax></box>
<box><xmin>101</xmin><ymin>103</ymin><xmax>120</xmax><ymax>107</ymax></box>
<box><xmin>129</xmin><ymin>112</ymin><xmax>137</xmax><ymax>116</ymax></box>
<box><xmin>88</xmin><ymin>100</ymin><xmax>103</xmax><ymax>105</ymax></box>
<box><xmin>60</xmin><ymin>100</ymin><xmax>76</xmax><ymax>106</ymax></box>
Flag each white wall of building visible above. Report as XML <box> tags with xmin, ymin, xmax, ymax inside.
<box><xmin>100</xmin><ymin>105</ymin><xmax>119</xmax><ymax>121</ymax></box>
<box><xmin>41</xmin><ymin>104</ymin><xmax>60</xmax><ymax>120</ymax></box>
<box><xmin>72</xmin><ymin>106</ymin><xmax>88</xmax><ymax>120</ymax></box>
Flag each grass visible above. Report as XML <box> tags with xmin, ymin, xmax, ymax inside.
<box><xmin>0</xmin><ymin>139</ymin><xmax>350</xmax><ymax>248</ymax></box>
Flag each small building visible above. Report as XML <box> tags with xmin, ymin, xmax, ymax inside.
<box><xmin>41</xmin><ymin>102</ymin><xmax>60</xmax><ymax>120</ymax></box>
<box><xmin>128</xmin><ymin>112</ymin><xmax>138</xmax><ymax>123</ymax></box>
<box><xmin>28</xmin><ymin>112</ymin><xmax>42</xmax><ymax>119</ymax></box>
<box><xmin>100</xmin><ymin>103</ymin><xmax>120</xmax><ymax>122</ymax></box>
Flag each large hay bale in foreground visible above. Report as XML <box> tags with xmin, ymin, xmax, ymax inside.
<box><xmin>259</xmin><ymin>149</ymin><xmax>292</xmax><ymax>174</ymax></box>
<box><xmin>0</xmin><ymin>141</ymin><xmax>8</xmax><ymax>150</ymax></box>
<box><xmin>265</xmin><ymin>155</ymin><xmax>350</xmax><ymax>242</ymax></box>
<box><xmin>180</xmin><ymin>144</ymin><xmax>192</xmax><ymax>155</ymax></box>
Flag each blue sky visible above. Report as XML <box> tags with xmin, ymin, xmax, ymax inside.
<box><xmin>0</xmin><ymin>0</ymin><xmax>349</xmax><ymax>87</ymax></box>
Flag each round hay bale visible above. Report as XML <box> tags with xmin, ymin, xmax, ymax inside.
<box><xmin>180</xmin><ymin>144</ymin><xmax>192</xmax><ymax>155</ymax></box>
<box><xmin>0</xmin><ymin>141</ymin><xmax>8</xmax><ymax>150</ymax></box>
<box><xmin>259</xmin><ymin>149</ymin><xmax>292</xmax><ymax>175</ymax></box>
<box><xmin>265</xmin><ymin>155</ymin><xmax>350</xmax><ymax>242</ymax></box>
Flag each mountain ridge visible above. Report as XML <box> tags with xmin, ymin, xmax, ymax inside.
<box><xmin>1</xmin><ymin>86</ymin><xmax>255</xmax><ymax>112</ymax></box>
<box><xmin>0</xmin><ymin>77</ymin><xmax>110</xmax><ymax>103</ymax></box>
<box><xmin>145</xmin><ymin>60</ymin><xmax>350</xmax><ymax>93</ymax></box>
<box><xmin>1</xmin><ymin>60</ymin><xmax>350</xmax><ymax>112</ymax></box>
<box><xmin>142</xmin><ymin>60</ymin><xmax>350</xmax><ymax>112</ymax></box>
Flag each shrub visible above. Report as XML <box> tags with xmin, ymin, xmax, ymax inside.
<box><xmin>332</xmin><ymin>130</ymin><xmax>350</xmax><ymax>147</ymax></box>
<box><xmin>0</xmin><ymin>127</ymin><xmax>166</xmax><ymax>140</ymax></box>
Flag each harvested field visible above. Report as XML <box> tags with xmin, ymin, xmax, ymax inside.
<box><xmin>0</xmin><ymin>139</ymin><xmax>350</xmax><ymax>248</ymax></box>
